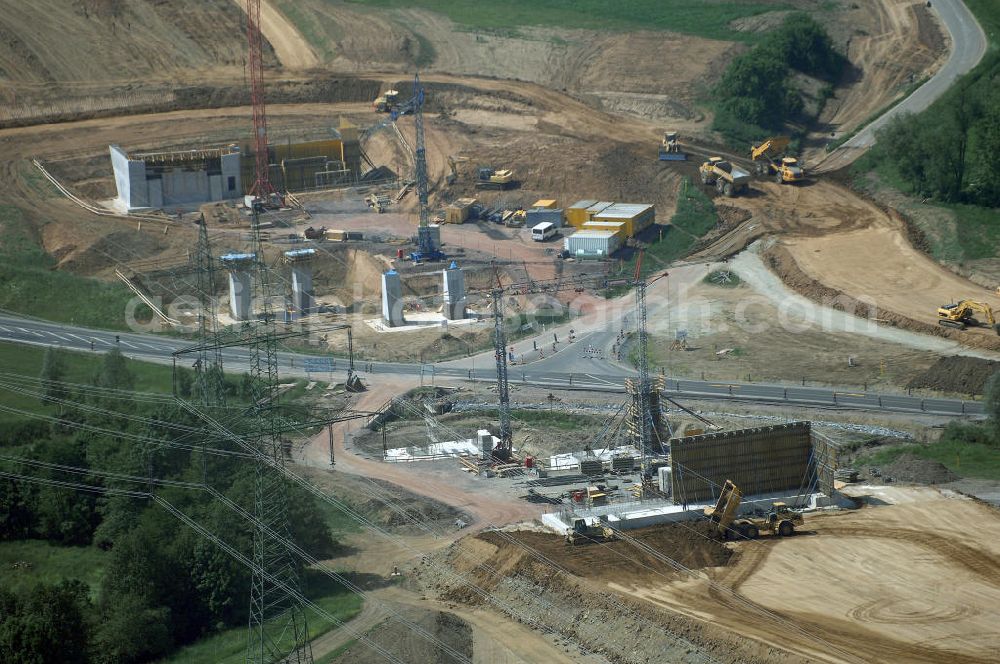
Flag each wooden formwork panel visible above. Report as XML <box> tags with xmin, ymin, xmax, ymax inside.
<box><xmin>670</xmin><ymin>422</ymin><xmax>814</xmax><ymax>504</ymax></box>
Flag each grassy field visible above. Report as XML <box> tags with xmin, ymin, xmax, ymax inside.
<box><xmin>0</xmin><ymin>204</ymin><xmax>138</xmax><ymax>330</ymax></box>
<box><xmin>856</xmin><ymin>439</ymin><xmax>1000</xmax><ymax>481</ymax></box>
<box><xmin>326</xmin><ymin>0</ymin><xmax>787</xmax><ymax>42</ymax></box>
<box><xmin>163</xmin><ymin>571</ymin><xmax>363</xmax><ymax>664</ymax></box>
<box><xmin>0</xmin><ymin>341</ymin><xmax>176</xmax><ymax>425</ymax></box>
<box><xmin>0</xmin><ymin>540</ymin><xmax>107</xmax><ymax>598</ymax></box>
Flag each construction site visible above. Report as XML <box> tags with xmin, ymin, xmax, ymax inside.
<box><xmin>0</xmin><ymin>1</ymin><xmax>999</xmax><ymax>663</ymax></box>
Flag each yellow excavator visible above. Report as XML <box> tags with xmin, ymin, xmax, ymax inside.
<box><xmin>937</xmin><ymin>300</ymin><xmax>1000</xmax><ymax>333</ymax></box>
<box><xmin>704</xmin><ymin>480</ymin><xmax>803</xmax><ymax>540</ymax></box>
<box><xmin>750</xmin><ymin>136</ymin><xmax>804</xmax><ymax>184</ymax></box>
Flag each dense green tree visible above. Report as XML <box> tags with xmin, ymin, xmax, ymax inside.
<box><xmin>0</xmin><ymin>479</ymin><xmax>35</xmax><ymax>541</ymax></box>
<box><xmin>32</xmin><ymin>438</ymin><xmax>98</xmax><ymax>545</ymax></box>
<box><xmin>0</xmin><ymin>580</ymin><xmax>92</xmax><ymax>664</ymax></box>
<box><xmin>95</xmin><ymin>348</ymin><xmax>135</xmax><ymax>392</ymax></box>
<box><xmin>38</xmin><ymin>347</ymin><xmax>68</xmax><ymax>403</ymax></box>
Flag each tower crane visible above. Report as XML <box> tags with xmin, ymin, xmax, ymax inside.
<box><xmin>244</xmin><ymin>0</ymin><xmax>281</xmax><ymax>206</ymax></box>
<box><xmin>401</xmin><ymin>73</ymin><xmax>445</xmax><ymax>263</ymax></box>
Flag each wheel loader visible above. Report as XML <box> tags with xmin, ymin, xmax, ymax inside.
<box><xmin>703</xmin><ymin>480</ymin><xmax>803</xmax><ymax>540</ymax></box>
<box><xmin>937</xmin><ymin>300</ymin><xmax>1000</xmax><ymax>334</ymax></box>
<box><xmin>564</xmin><ymin>518</ymin><xmax>616</xmax><ymax>545</ymax></box>
<box><xmin>699</xmin><ymin>157</ymin><xmax>750</xmax><ymax>197</ymax></box>
<box><xmin>750</xmin><ymin>136</ymin><xmax>804</xmax><ymax>184</ymax></box>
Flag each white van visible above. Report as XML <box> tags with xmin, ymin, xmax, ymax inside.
<box><xmin>531</xmin><ymin>222</ymin><xmax>557</xmax><ymax>242</ymax></box>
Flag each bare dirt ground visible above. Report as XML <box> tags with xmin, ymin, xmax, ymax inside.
<box><xmin>237</xmin><ymin>0</ymin><xmax>320</xmax><ymax>69</ymax></box>
<box><xmin>615</xmin><ymin>490</ymin><xmax>1000</xmax><ymax>664</ymax></box>
<box><xmin>804</xmin><ymin>0</ymin><xmax>949</xmax><ymax>165</ymax></box>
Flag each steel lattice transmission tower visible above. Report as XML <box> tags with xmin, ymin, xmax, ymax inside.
<box><xmin>244</xmin><ymin>210</ymin><xmax>313</xmax><ymax>664</ymax></box>
<box><xmin>194</xmin><ymin>217</ymin><xmax>226</xmax><ymax>407</ymax></box>
<box><xmin>245</xmin><ymin>0</ymin><xmax>279</xmax><ymax>201</ymax></box>
<box><xmin>631</xmin><ymin>250</ymin><xmax>670</xmax><ymax>463</ymax></box>
<box><xmin>633</xmin><ymin>256</ymin><xmax>653</xmax><ymax>461</ymax></box>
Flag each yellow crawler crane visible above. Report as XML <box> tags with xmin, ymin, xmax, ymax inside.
<box><xmin>750</xmin><ymin>136</ymin><xmax>804</xmax><ymax>184</ymax></box>
<box><xmin>937</xmin><ymin>300</ymin><xmax>1000</xmax><ymax>334</ymax></box>
<box><xmin>704</xmin><ymin>480</ymin><xmax>803</xmax><ymax>540</ymax></box>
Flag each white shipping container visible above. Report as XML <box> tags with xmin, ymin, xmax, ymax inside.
<box><xmin>564</xmin><ymin>229</ymin><xmax>621</xmax><ymax>257</ymax></box>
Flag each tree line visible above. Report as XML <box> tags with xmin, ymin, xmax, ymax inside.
<box><xmin>0</xmin><ymin>348</ymin><xmax>335</xmax><ymax>663</ymax></box>
<box><xmin>868</xmin><ymin>52</ymin><xmax>1000</xmax><ymax>206</ymax></box>
<box><xmin>712</xmin><ymin>13</ymin><xmax>847</xmax><ymax>145</ymax></box>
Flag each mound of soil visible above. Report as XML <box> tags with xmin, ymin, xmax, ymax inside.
<box><xmin>883</xmin><ymin>453</ymin><xmax>959</xmax><ymax>485</ymax></box>
<box><xmin>907</xmin><ymin>356</ymin><xmax>1000</xmax><ymax>396</ymax></box>
<box><xmin>472</xmin><ymin>522</ymin><xmax>731</xmax><ymax>590</ymax></box>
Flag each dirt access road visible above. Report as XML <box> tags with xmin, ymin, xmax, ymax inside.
<box><xmin>231</xmin><ymin>0</ymin><xmax>319</xmax><ymax>69</ymax></box>
<box><xmin>618</xmin><ymin>488</ymin><xmax>1000</xmax><ymax>664</ymax></box>
<box><xmin>297</xmin><ymin>383</ymin><xmax>544</xmax><ymax>532</ymax></box>
<box><xmin>814</xmin><ymin>0</ymin><xmax>986</xmax><ymax>171</ymax></box>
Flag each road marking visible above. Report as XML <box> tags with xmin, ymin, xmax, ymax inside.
<box><xmin>48</xmin><ymin>332</ymin><xmax>73</xmax><ymax>342</ymax></box>
<box><xmin>66</xmin><ymin>333</ymin><xmax>91</xmax><ymax>344</ymax></box>
<box><xmin>119</xmin><ymin>340</ymin><xmax>138</xmax><ymax>349</ymax></box>
<box><xmin>17</xmin><ymin>327</ymin><xmax>43</xmax><ymax>337</ymax></box>
<box><xmin>0</xmin><ymin>325</ymin><xmax>11</xmax><ymax>333</ymax></box>
<box><xmin>584</xmin><ymin>374</ymin><xmax>617</xmax><ymax>385</ymax></box>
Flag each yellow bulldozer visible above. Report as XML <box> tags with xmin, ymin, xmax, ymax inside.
<box><xmin>704</xmin><ymin>480</ymin><xmax>803</xmax><ymax>540</ymax></box>
<box><xmin>937</xmin><ymin>300</ymin><xmax>1000</xmax><ymax>334</ymax></box>
<box><xmin>750</xmin><ymin>136</ymin><xmax>804</xmax><ymax>184</ymax></box>
<box><xmin>564</xmin><ymin>517</ymin><xmax>616</xmax><ymax>545</ymax></box>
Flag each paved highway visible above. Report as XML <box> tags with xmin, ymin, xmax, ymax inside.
<box><xmin>0</xmin><ymin>314</ymin><xmax>983</xmax><ymax>418</ymax></box>
<box><xmin>818</xmin><ymin>0</ymin><xmax>987</xmax><ymax>171</ymax></box>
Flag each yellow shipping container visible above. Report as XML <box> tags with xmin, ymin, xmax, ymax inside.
<box><xmin>532</xmin><ymin>199</ymin><xmax>558</xmax><ymax>209</ymax></box>
<box><xmin>583</xmin><ymin>220</ymin><xmax>628</xmax><ymax>238</ymax></box>
<box><xmin>593</xmin><ymin>203</ymin><xmax>655</xmax><ymax>237</ymax></box>
<box><xmin>566</xmin><ymin>199</ymin><xmax>597</xmax><ymax>228</ymax></box>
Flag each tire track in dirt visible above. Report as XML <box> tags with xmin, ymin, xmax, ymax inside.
<box><xmin>819</xmin><ymin>526</ymin><xmax>1000</xmax><ymax>585</ymax></box>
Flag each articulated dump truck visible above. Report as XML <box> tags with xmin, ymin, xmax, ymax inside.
<box><xmin>699</xmin><ymin>157</ymin><xmax>750</xmax><ymax>197</ymax></box>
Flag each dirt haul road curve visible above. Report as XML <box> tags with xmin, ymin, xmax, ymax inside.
<box><xmin>232</xmin><ymin>0</ymin><xmax>319</xmax><ymax>69</ymax></box>
<box><xmin>815</xmin><ymin>0</ymin><xmax>987</xmax><ymax>172</ymax></box>
<box><xmin>618</xmin><ymin>491</ymin><xmax>1000</xmax><ymax>664</ymax></box>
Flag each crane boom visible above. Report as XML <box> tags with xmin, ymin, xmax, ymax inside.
<box><xmin>245</xmin><ymin>0</ymin><xmax>278</xmax><ymax>202</ymax></box>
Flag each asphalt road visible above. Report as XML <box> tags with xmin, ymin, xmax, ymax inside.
<box><xmin>0</xmin><ymin>314</ymin><xmax>983</xmax><ymax>418</ymax></box>
<box><xmin>829</xmin><ymin>0</ymin><xmax>987</xmax><ymax>156</ymax></box>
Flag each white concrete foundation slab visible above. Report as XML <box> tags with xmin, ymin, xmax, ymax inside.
<box><xmin>364</xmin><ymin>311</ymin><xmax>484</xmax><ymax>333</ymax></box>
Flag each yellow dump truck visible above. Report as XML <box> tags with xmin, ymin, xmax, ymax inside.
<box><xmin>699</xmin><ymin>157</ymin><xmax>750</xmax><ymax>197</ymax></box>
<box><xmin>704</xmin><ymin>480</ymin><xmax>803</xmax><ymax>540</ymax></box>
<box><xmin>750</xmin><ymin>136</ymin><xmax>804</xmax><ymax>184</ymax></box>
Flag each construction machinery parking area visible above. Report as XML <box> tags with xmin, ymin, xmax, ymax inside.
<box><xmin>1</xmin><ymin>1</ymin><xmax>998</xmax><ymax>663</ymax></box>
